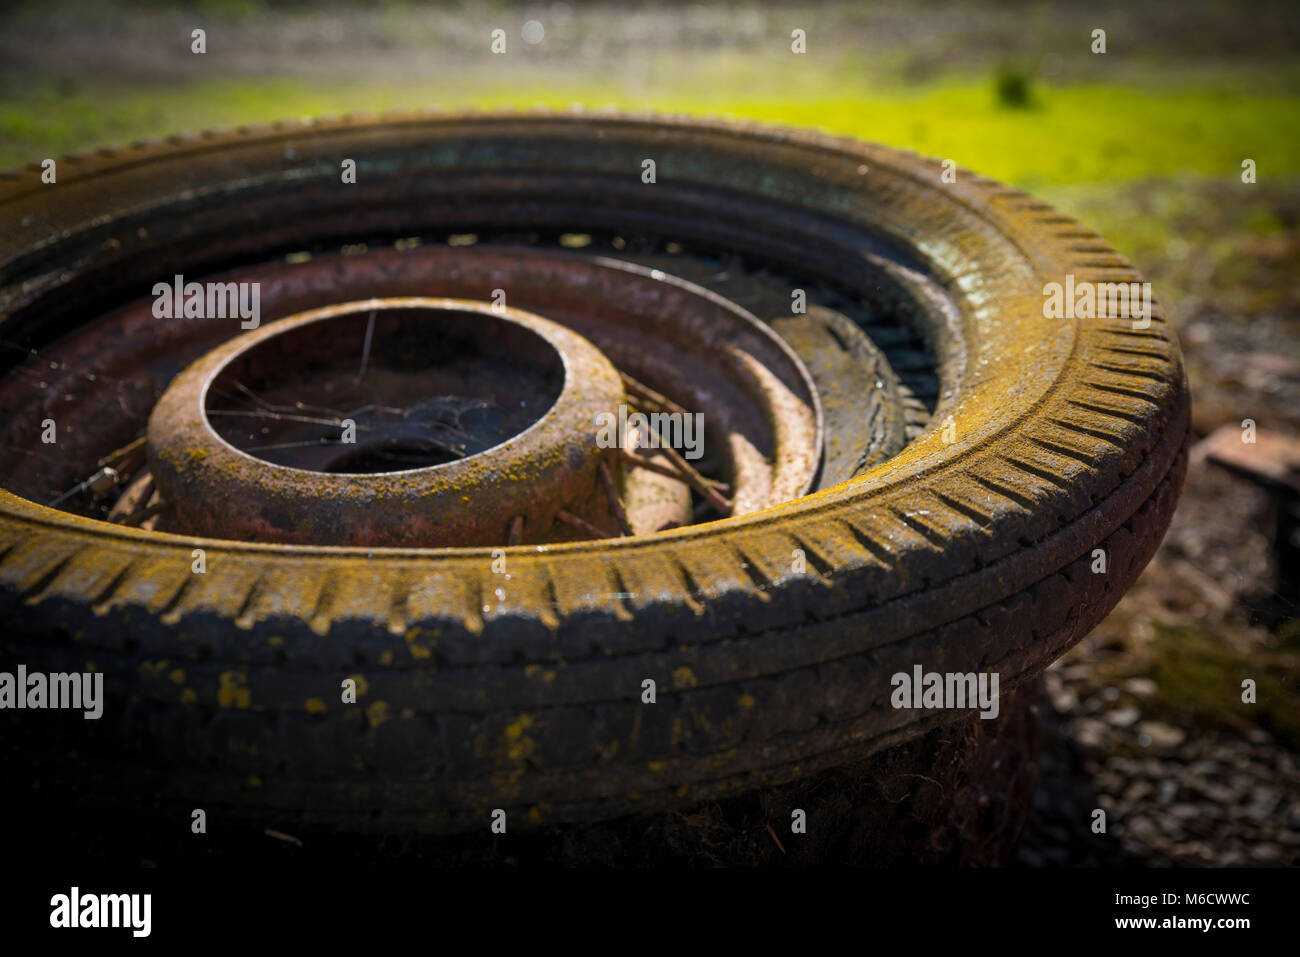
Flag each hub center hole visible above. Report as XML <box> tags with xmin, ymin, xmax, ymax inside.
<box><xmin>204</xmin><ymin>302</ymin><xmax>566</xmax><ymax>473</ymax></box>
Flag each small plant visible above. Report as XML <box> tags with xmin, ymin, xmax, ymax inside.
<box><xmin>994</xmin><ymin>62</ymin><xmax>1034</xmax><ymax>109</ymax></box>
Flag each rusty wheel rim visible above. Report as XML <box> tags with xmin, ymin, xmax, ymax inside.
<box><xmin>10</xmin><ymin>243</ymin><xmax>832</xmax><ymax>546</ymax></box>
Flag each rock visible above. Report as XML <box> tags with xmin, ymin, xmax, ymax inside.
<box><xmin>1057</xmin><ymin>664</ymin><xmax>1093</xmax><ymax>683</ymax></box>
<box><xmin>1137</xmin><ymin>720</ymin><xmax>1185</xmax><ymax>749</ymax></box>
<box><xmin>1244</xmin><ymin>789</ymin><xmax>1280</xmax><ymax>821</ymax></box>
<box><xmin>1112</xmin><ymin>757</ymin><xmax>1142</xmax><ymax>775</ymax></box>
<box><xmin>1125</xmin><ymin>678</ymin><xmax>1158</xmax><ymax>698</ymax></box>
<box><xmin>1248</xmin><ymin>843</ymin><xmax>1282</xmax><ymax>863</ymax></box>
<box><xmin>1096</xmin><ymin>777</ymin><xmax>1122</xmax><ymax>800</ymax></box>
<box><xmin>1157</xmin><ymin>814</ymin><xmax>1187</xmax><ymax>838</ymax></box>
<box><xmin>1193</xmin><ymin>424</ymin><xmax>1300</xmax><ymax>492</ymax></box>
<box><xmin>1243</xmin><ymin>351</ymin><xmax>1300</xmax><ymax>379</ymax></box>
<box><xmin>1202</xmin><ymin>784</ymin><xmax>1239</xmax><ymax>805</ymax></box>
<box><xmin>1124</xmin><ymin>780</ymin><xmax>1154</xmax><ymax>803</ymax></box>
<box><xmin>1017</xmin><ymin>705</ymin><xmax>1300</xmax><ymax>869</ymax></box>
<box><xmin>1071</xmin><ymin>717</ymin><xmax>1109</xmax><ymax>750</ymax></box>
<box><xmin>1080</xmin><ymin>694</ymin><xmax>1107</xmax><ymax>715</ymax></box>
<box><xmin>1049</xmin><ymin>687</ymin><xmax>1078</xmax><ymax>712</ymax></box>
<box><xmin>1230</xmin><ymin>773</ymin><xmax>1255</xmax><ymax>793</ymax></box>
<box><xmin>1128</xmin><ymin>817</ymin><xmax>1160</xmax><ymax>842</ymax></box>
<box><xmin>1106</xmin><ymin>706</ymin><xmax>1141</xmax><ymax>728</ymax></box>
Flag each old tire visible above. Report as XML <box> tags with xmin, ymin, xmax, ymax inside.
<box><xmin>0</xmin><ymin>113</ymin><xmax>1189</xmax><ymax>833</ymax></box>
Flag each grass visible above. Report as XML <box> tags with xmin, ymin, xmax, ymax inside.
<box><xmin>1094</xmin><ymin>623</ymin><xmax>1300</xmax><ymax>750</ymax></box>
<box><xmin>2</xmin><ymin>63</ymin><xmax>1293</xmax><ymax>342</ymax></box>
<box><xmin>2</xmin><ymin>72</ymin><xmax>1297</xmax><ymax>192</ymax></box>
<box><xmin>1039</xmin><ymin>177</ymin><xmax>1300</xmax><ymax>309</ymax></box>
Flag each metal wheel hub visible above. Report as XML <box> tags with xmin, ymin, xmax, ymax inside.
<box><xmin>147</xmin><ymin>298</ymin><xmax>625</xmax><ymax>547</ymax></box>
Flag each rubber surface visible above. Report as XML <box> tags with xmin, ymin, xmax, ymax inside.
<box><xmin>0</xmin><ymin>113</ymin><xmax>1189</xmax><ymax>832</ymax></box>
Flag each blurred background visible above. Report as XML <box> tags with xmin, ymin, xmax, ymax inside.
<box><xmin>1</xmin><ymin>0</ymin><xmax>1297</xmax><ymax>866</ymax></box>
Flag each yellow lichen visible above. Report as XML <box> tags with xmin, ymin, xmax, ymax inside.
<box><xmin>504</xmin><ymin>714</ymin><xmax>536</xmax><ymax>763</ymax></box>
<box><xmin>366</xmin><ymin>701</ymin><xmax>391</xmax><ymax>728</ymax></box>
<box><xmin>217</xmin><ymin>671</ymin><xmax>251</xmax><ymax>709</ymax></box>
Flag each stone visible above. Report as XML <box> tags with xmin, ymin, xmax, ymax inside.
<box><xmin>1136</xmin><ymin>720</ymin><xmax>1185</xmax><ymax>749</ymax></box>
<box><xmin>1248</xmin><ymin>843</ymin><xmax>1282</xmax><ymax>863</ymax></box>
<box><xmin>1127</xmin><ymin>817</ymin><xmax>1160</xmax><ymax>842</ymax></box>
<box><xmin>1049</xmin><ymin>687</ymin><xmax>1078</xmax><ymax>712</ymax></box>
<box><xmin>1124</xmin><ymin>781</ymin><xmax>1153</xmax><ymax>803</ymax></box>
<box><xmin>1105</xmin><ymin>706</ymin><xmax>1141</xmax><ymax>728</ymax></box>
<box><xmin>1124</xmin><ymin>677</ymin><xmax>1158</xmax><ymax>698</ymax></box>
<box><xmin>1071</xmin><ymin>717</ymin><xmax>1108</xmax><ymax>750</ymax></box>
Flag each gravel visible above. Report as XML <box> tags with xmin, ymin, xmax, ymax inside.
<box><xmin>1017</xmin><ymin>662</ymin><xmax>1300</xmax><ymax>867</ymax></box>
